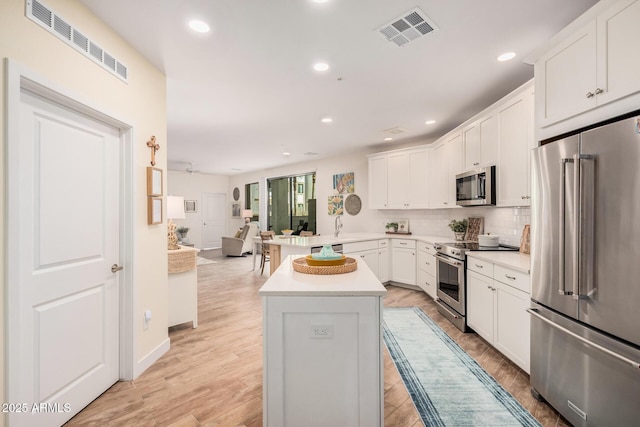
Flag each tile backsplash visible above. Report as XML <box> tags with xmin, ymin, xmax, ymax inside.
<box><xmin>373</xmin><ymin>207</ymin><xmax>530</xmax><ymax>247</ymax></box>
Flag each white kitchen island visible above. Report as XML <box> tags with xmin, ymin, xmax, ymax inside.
<box><xmin>259</xmin><ymin>255</ymin><xmax>387</xmax><ymax>427</ymax></box>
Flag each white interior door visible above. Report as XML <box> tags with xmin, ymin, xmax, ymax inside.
<box><xmin>202</xmin><ymin>192</ymin><xmax>226</xmax><ymax>249</ymax></box>
<box><xmin>13</xmin><ymin>88</ymin><xmax>120</xmax><ymax>426</ymax></box>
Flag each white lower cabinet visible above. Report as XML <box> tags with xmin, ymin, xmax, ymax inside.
<box><xmin>391</xmin><ymin>239</ymin><xmax>416</xmax><ymax>286</ymax></box>
<box><xmin>378</xmin><ymin>247</ymin><xmax>389</xmax><ymax>283</ymax></box>
<box><xmin>416</xmin><ymin>241</ymin><xmax>437</xmax><ymax>299</ymax></box>
<box><xmin>467</xmin><ymin>257</ymin><xmax>531</xmax><ymax>373</ymax></box>
<box><xmin>344</xmin><ymin>239</ymin><xmax>389</xmax><ymax>283</ymax></box>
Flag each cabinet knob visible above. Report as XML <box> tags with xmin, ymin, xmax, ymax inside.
<box><xmin>443</xmin><ymin>201</ymin><xmax>448</xmax><ymax>205</ymax></box>
<box><xmin>473</xmin><ymin>162</ymin><xmax>479</xmax><ymax>166</ymax></box>
<box><xmin>521</xmin><ymin>195</ymin><xmax>530</xmax><ymax>200</ymax></box>
<box><xmin>505</xmin><ymin>274</ymin><xmax>516</xmax><ymax>280</ymax></box>
<box><xmin>475</xmin><ymin>264</ymin><xmax>483</xmax><ymax>268</ymax></box>
<box><xmin>595</xmin><ymin>88</ymin><xmax>603</xmax><ymax>95</ymax></box>
<box><xmin>586</xmin><ymin>91</ymin><xmax>595</xmax><ymax>99</ymax></box>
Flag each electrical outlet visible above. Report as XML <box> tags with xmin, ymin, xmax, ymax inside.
<box><xmin>143</xmin><ymin>310</ymin><xmax>152</xmax><ymax>330</ymax></box>
<box><xmin>310</xmin><ymin>324</ymin><xmax>333</xmax><ymax>339</ymax></box>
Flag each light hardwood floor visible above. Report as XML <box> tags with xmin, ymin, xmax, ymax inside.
<box><xmin>66</xmin><ymin>251</ymin><xmax>568</xmax><ymax>426</ymax></box>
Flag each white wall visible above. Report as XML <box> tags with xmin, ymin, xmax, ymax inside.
<box><xmin>228</xmin><ymin>147</ymin><xmax>531</xmax><ymax>246</ymax></box>
<box><xmin>167</xmin><ymin>170</ymin><xmax>229</xmax><ymax>248</ymax></box>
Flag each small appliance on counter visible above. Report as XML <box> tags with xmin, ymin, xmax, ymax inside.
<box><xmin>477</xmin><ymin>234</ymin><xmax>499</xmax><ymax>247</ymax></box>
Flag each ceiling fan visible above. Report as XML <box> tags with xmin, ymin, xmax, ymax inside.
<box><xmin>186</xmin><ymin>162</ymin><xmax>200</xmax><ymax>174</ymax></box>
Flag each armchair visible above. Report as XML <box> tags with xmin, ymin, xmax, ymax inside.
<box><xmin>221</xmin><ymin>222</ymin><xmax>259</xmax><ymax>256</ymax></box>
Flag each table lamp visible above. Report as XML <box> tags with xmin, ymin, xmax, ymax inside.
<box><xmin>167</xmin><ymin>195</ymin><xmax>185</xmax><ymax>250</ymax></box>
<box><xmin>242</xmin><ymin>209</ymin><xmax>253</xmax><ymax>223</ymax></box>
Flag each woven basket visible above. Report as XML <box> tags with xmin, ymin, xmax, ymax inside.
<box><xmin>292</xmin><ymin>256</ymin><xmax>357</xmax><ymax>275</ymax></box>
<box><xmin>168</xmin><ymin>249</ymin><xmax>197</xmax><ymax>274</ymax></box>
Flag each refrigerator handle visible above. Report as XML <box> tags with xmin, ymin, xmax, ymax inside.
<box><xmin>528</xmin><ymin>308</ymin><xmax>640</xmax><ymax>371</ymax></box>
<box><xmin>578</xmin><ymin>154</ymin><xmax>596</xmax><ymax>299</ymax></box>
<box><xmin>559</xmin><ymin>158</ymin><xmax>574</xmax><ymax>296</ymax></box>
<box><xmin>571</xmin><ymin>154</ymin><xmax>582</xmax><ymax>299</ymax></box>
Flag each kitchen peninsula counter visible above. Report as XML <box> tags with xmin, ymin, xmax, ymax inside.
<box><xmin>260</xmin><ymin>256</ymin><xmax>386</xmax><ymax>426</ymax></box>
<box><xmin>256</xmin><ymin>232</ymin><xmax>445</xmax><ymax>274</ymax></box>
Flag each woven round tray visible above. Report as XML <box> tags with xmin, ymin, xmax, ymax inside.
<box><xmin>292</xmin><ymin>256</ymin><xmax>357</xmax><ymax>275</ymax></box>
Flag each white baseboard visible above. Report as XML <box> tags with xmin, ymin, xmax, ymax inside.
<box><xmin>133</xmin><ymin>337</ymin><xmax>170</xmax><ymax>379</ymax></box>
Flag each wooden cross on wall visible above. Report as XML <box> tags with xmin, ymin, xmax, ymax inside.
<box><xmin>146</xmin><ymin>136</ymin><xmax>160</xmax><ymax>166</ymax></box>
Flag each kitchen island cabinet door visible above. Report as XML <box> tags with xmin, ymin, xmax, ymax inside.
<box><xmin>263</xmin><ymin>296</ymin><xmax>383</xmax><ymax>427</ymax></box>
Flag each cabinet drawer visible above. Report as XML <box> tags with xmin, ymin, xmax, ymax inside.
<box><xmin>494</xmin><ymin>264</ymin><xmax>530</xmax><ymax>293</ymax></box>
<box><xmin>416</xmin><ymin>241</ymin><xmax>437</xmax><ymax>255</ymax></box>
<box><xmin>417</xmin><ymin>268</ymin><xmax>436</xmax><ymax>299</ymax></box>
<box><xmin>343</xmin><ymin>240</ymin><xmax>378</xmax><ymax>253</ymax></box>
<box><xmin>467</xmin><ymin>257</ymin><xmax>494</xmax><ymax>277</ymax></box>
<box><xmin>392</xmin><ymin>239</ymin><xmax>416</xmax><ymax>249</ymax></box>
<box><xmin>378</xmin><ymin>239</ymin><xmax>389</xmax><ymax>248</ymax></box>
<box><xmin>417</xmin><ymin>250</ymin><xmax>436</xmax><ymax>277</ymax></box>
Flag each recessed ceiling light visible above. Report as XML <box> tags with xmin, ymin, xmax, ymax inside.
<box><xmin>497</xmin><ymin>52</ymin><xmax>516</xmax><ymax>62</ymax></box>
<box><xmin>384</xmin><ymin>137</ymin><xmax>393</xmax><ymax>141</ymax></box>
<box><xmin>425</xmin><ymin>120</ymin><xmax>436</xmax><ymax>125</ymax></box>
<box><xmin>282</xmin><ymin>151</ymin><xmax>291</xmax><ymax>156</ymax></box>
<box><xmin>321</xmin><ymin>117</ymin><xmax>333</xmax><ymax>123</ymax></box>
<box><xmin>313</xmin><ymin>62</ymin><xmax>329</xmax><ymax>72</ymax></box>
<box><xmin>188</xmin><ymin>20</ymin><xmax>210</xmax><ymax>33</ymax></box>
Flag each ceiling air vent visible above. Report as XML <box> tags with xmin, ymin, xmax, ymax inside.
<box><xmin>378</xmin><ymin>8</ymin><xmax>437</xmax><ymax>47</ymax></box>
<box><xmin>382</xmin><ymin>126</ymin><xmax>407</xmax><ymax>135</ymax></box>
<box><xmin>25</xmin><ymin>0</ymin><xmax>128</xmax><ymax>82</ymax></box>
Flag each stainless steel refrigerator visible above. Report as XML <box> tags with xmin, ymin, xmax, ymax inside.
<box><xmin>530</xmin><ymin>113</ymin><xmax>640</xmax><ymax>427</ymax></box>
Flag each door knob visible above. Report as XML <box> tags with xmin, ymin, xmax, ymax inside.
<box><xmin>111</xmin><ymin>264</ymin><xmax>124</xmax><ymax>273</ymax></box>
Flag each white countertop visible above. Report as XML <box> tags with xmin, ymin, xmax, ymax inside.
<box><xmin>260</xmin><ymin>232</ymin><xmax>448</xmax><ymax>248</ymax></box>
<box><xmin>259</xmin><ymin>255</ymin><xmax>387</xmax><ymax>297</ymax></box>
<box><xmin>466</xmin><ymin>251</ymin><xmax>531</xmax><ymax>274</ymax></box>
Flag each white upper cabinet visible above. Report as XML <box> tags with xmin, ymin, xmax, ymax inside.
<box><xmin>429</xmin><ymin>131</ymin><xmax>462</xmax><ymax>209</ymax></box>
<box><xmin>463</xmin><ymin>113</ymin><xmax>497</xmax><ymax>170</ymax></box>
<box><xmin>497</xmin><ymin>84</ymin><xmax>535</xmax><ymax>207</ymax></box>
<box><xmin>535</xmin><ymin>0</ymin><xmax>640</xmax><ymax>132</ymax></box>
<box><xmin>368</xmin><ymin>154</ymin><xmax>388</xmax><ymax>209</ymax></box>
<box><xmin>368</xmin><ymin>148</ymin><xmax>428</xmax><ymax>210</ymax></box>
<box><xmin>596</xmin><ymin>0</ymin><xmax>640</xmax><ymax>105</ymax></box>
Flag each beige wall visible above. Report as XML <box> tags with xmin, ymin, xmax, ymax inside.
<box><xmin>1</xmin><ymin>0</ymin><xmax>168</xmax><ymax>423</ymax></box>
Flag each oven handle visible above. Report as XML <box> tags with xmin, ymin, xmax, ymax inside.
<box><xmin>436</xmin><ymin>299</ymin><xmax>461</xmax><ymax>319</ymax></box>
<box><xmin>435</xmin><ymin>253</ymin><xmax>463</xmax><ymax>267</ymax></box>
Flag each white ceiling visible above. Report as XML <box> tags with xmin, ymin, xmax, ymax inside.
<box><xmin>80</xmin><ymin>0</ymin><xmax>597</xmax><ymax>175</ymax></box>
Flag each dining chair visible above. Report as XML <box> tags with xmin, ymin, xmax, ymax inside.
<box><xmin>260</xmin><ymin>231</ymin><xmax>275</xmax><ymax>275</ymax></box>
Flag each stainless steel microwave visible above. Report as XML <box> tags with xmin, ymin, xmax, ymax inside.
<box><xmin>455</xmin><ymin>166</ymin><xmax>495</xmax><ymax>206</ymax></box>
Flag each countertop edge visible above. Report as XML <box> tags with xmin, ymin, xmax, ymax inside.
<box><xmin>466</xmin><ymin>251</ymin><xmax>531</xmax><ymax>274</ymax></box>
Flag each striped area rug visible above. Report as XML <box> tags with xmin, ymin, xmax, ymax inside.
<box><xmin>383</xmin><ymin>307</ymin><xmax>540</xmax><ymax>427</ymax></box>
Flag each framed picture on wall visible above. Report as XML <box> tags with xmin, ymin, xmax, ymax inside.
<box><xmin>231</xmin><ymin>202</ymin><xmax>241</xmax><ymax>218</ymax></box>
<box><xmin>185</xmin><ymin>200</ymin><xmax>197</xmax><ymax>213</ymax></box>
<box><xmin>146</xmin><ymin>167</ymin><xmax>163</xmax><ymax>196</ymax></box>
<box><xmin>147</xmin><ymin>197</ymin><xmax>163</xmax><ymax>225</ymax></box>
